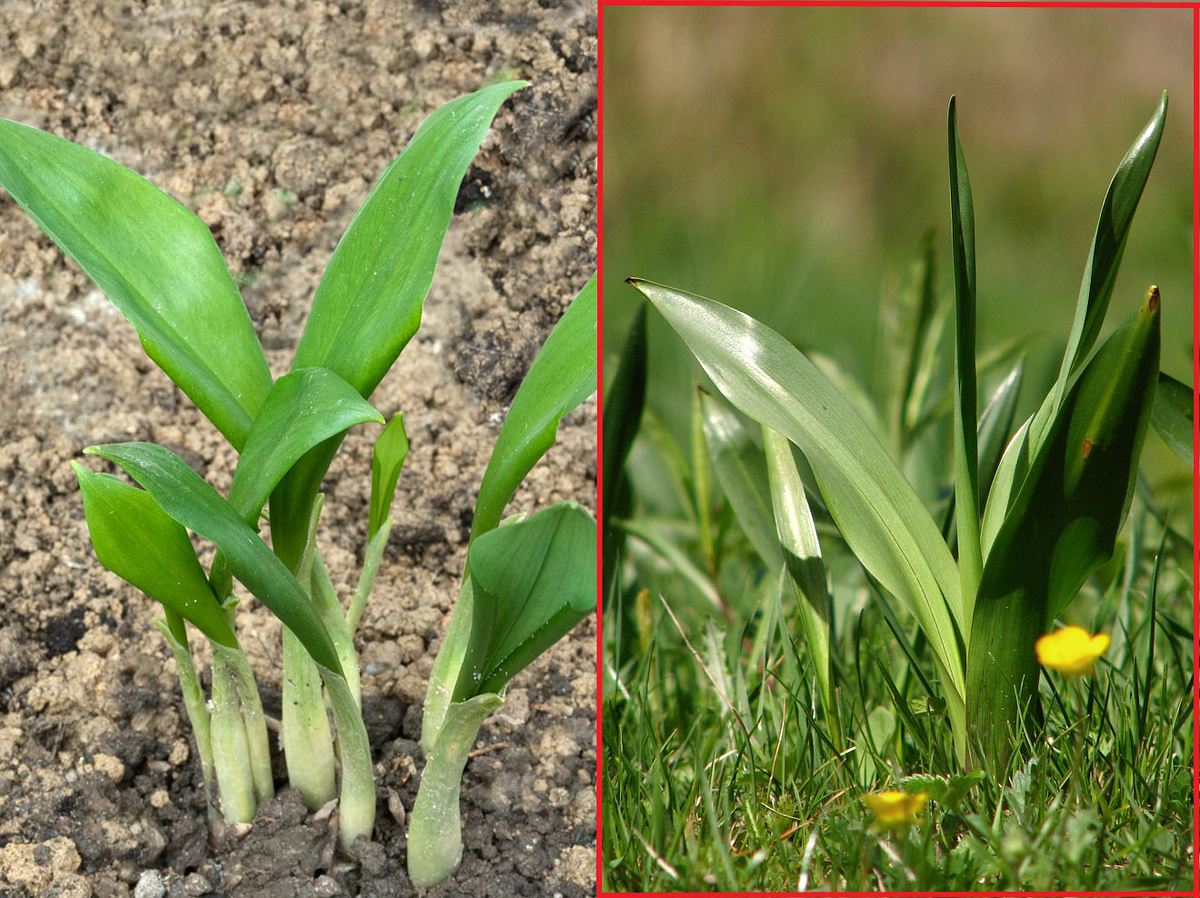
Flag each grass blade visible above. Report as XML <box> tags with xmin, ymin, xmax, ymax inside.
<box><xmin>472</xmin><ymin>273</ymin><xmax>597</xmax><ymax>539</ymax></box>
<box><xmin>0</xmin><ymin>119</ymin><xmax>271</xmax><ymax>447</ymax></box>
<box><xmin>947</xmin><ymin>96</ymin><xmax>982</xmax><ymax>626</ymax></box>
<box><xmin>977</xmin><ymin>360</ymin><xmax>1024</xmax><ymax>505</ymax></box>
<box><xmin>86</xmin><ymin>441</ymin><xmax>342</xmax><ymax>675</ymax></box>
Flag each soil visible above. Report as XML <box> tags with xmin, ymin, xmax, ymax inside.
<box><xmin>0</xmin><ymin>2</ymin><xmax>597</xmax><ymax>897</ymax></box>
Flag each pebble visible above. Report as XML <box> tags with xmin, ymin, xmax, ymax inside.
<box><xmin>133</xmin><ymin>870</ymin><xmax>164</xmax><ymax>898</ymax></box>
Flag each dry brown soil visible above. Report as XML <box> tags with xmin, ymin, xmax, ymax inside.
<box><xmin>0</xmin><ymin>2</ymin><xmax>597</xmax><ymax>896</ymax></box>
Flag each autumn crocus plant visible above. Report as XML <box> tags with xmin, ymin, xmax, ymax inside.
<box><xmin>629</xmin><ymin>92</ymin><xmax>1181</xmax><ymax>773</ymax></box>
<box><xmin>0</xmin><ymin>80</ymin><xmax>596</xmax><ymax>864</ymax></box>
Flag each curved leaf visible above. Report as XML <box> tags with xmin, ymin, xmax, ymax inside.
<box><xmin>631</xmin><ymin>278</ymin><xmax>965</xmax><ymax>716</ymax></box>
<box><xmin>229</xmin><ymin>367</ymin><xmax>383</xmax><ymax>522</ymax></box>
<box><xmin>457</xmin><ymin>502</ymin><xmax>596</xmax><ymax>698</ymax></box>
<box><xmin>472</xmin><ymin>273</ymin><xmax>597</xmax><ymax>539</ymax></box>
<box><xmin>370</xmin><ymin>413</ymin><xmax>410</xmax><ymax>538</ymax></box>
<box><xmin>85</xmin><ymin>441</ymin><xmax>342</xmax><ymax>675</ymax></box>
<box><xmin>73</xmin><ymin>463</ymin><xmax>237</xmax><ymax>648</ymax></box>
<box><xmin>0</xmin><ymin>119</ymin><xmax>271</xmax><ymax>447</ymax></box>
<box><xmin>1150</xmin><ymin>371</ymin><xmax>1193</xmax><ymax>465</ymax></box>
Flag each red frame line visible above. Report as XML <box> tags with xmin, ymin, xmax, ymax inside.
<box><xmin>594</xmin><ymin>2</ymin><xmax>1200</xmax><ymax>897</ymax></box>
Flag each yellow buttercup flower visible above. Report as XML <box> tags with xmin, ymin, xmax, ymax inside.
<box><xmin>1035</xmin><ymin>626</ymin><xmax>1110</xmax><ymax>676</ymax></box>
<box><xmin>863</xmin><ymin>790</ymin><xmax>927</xmax><ymax>831</ymax></box>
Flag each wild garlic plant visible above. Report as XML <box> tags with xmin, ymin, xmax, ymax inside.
<box><xmin>628</xmin><ymin>92</ymin><xmax>1182</xmax><ymax>773</ymax></box>
<box><xmin>0</xmin><ymin>79</ymin><xmax>596</xmax><ymax>861</ymax></box>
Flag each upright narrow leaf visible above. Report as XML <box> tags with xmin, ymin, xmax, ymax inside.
<box><xmin>73</xmin><ymin>464</ymin><xmax>237</xmax><ymax>649</ymax></box>
<box><xmin>86</xmin><ymin>442</ymin><xmax>342</xmax><ymax>675</ymax></box>
<box><xmin>977</xmin><ymin>361</ymin><xmax>1024</xmax><ymax>504</ymax></box>
<box><xmin>472</xmin><ymin>273</ymin><xmax>597</xmax><ymax>539</ymax></box>
<box><xmin>1150</xmin><ymin>371</ymin><xmax>1193</xmax><ymax>465</ymax></box>
<box><xmin>0</xmin><ymin>120</ymin><xmax>271</xmax><ymax>448</ymax></box>
<box><xmin>968</xmin><ymin>289</ymin><xmax>1160</xmax><ymax>769</ymax></box>
<box><xmin>370</xmin><ymin>414</ymin><xmax>410</xmax><ymax>538</ymax></box>
<box><xmin>947</xmin><ymin>96</ymin><xmax>982</xmax><ymax>629</ymax></box>
<box><xmin>292</xmin><ymin>81</ymin><xmax>527</xmax><ymax>396</ymax></box>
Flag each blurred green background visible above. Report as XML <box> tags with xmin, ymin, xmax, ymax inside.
<box><xmin>603</xmin><ymin>6</ymin><xmax>1193</xmax><ymax>481</ymax></box>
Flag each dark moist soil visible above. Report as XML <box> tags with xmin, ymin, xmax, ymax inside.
<box><xmin>0</xmin><ymin>2</ymin><xmax>596</xmax><ymax>896</ymax></box>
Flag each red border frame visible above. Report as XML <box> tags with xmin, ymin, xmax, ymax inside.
<box><xmin>595</xmin><ymin>2</ymin><xmax>1200</xmax><ymax>897</ymax></box>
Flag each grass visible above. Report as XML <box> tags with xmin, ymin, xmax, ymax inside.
<box><xmin>602</xmin><ymin>490</ymin><xmax>1192</xmax><ymax>890</ymax></box>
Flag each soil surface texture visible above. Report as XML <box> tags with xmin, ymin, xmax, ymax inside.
<box><xmin>0</xmin><ymin>2</ymin><xmax>597</xmax><ymax>896</ymax></box>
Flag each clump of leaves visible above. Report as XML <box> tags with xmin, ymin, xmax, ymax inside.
<box><xmin>627</xmin><ymin>91</ymin><xmax>1185</xmax><ymax>773</ymax></box>
<box><xmin>0</xmin><ymin>79</ymin><xmax>596</xmax><ymax>875</ymax></box>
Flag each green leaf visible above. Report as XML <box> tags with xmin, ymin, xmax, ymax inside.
<box><xmin>229</xmin><ymin>367</ymin><xmax>383</xmax><ymax>522</ymax></box>
<box><xmin>631</xmin><ymin>278</ymin><xmax>965</xmax><ymax>733</ymax></box>
<box><xmin>983</xmin><ymin>93</ymin><xmax>1167</xmax><ymax>537</ymax></box>
<box><xmin>1150</xmin><ymin>371</ymin><xmax>1192</xmax><ymax>465</ymax></box>
<box><xmin>699</xmin><ymin>392</ymin><xmax>780</xmax><ymax>570</ymax></box>
<box><xmin>968</xmin><ymin>289</ymin><xmax>1160</xmax><ymax>769</ymax></box>
<box><xmin>273</xmin><ymin>81</ymin><xmax>526</xmax><ymax>562</ymax></box>
<box><xmin>947</xmin><ymin>96</ymin><xmax>982</xmax><ymax>624</ymax></box>
<box><xmin>0</xmin><ymin>119</ymin><xmax>271</xmax><ymax>448</ymax></box>
<box><xmin>472</xmin><ymin>273</ymin><xmax>597</xmax><ymax>539</ymax></box>
<box><xmin>291</xmin><ymin>81</ymin><xmax>527</xmax><ymax>397</ymax></box>
<box><xmin>762</xmin><ymin>426</ymin><xmax>833</xmax><ymax>721</ymax></box>
<box><xmin>456</xmin><ymin>502</ymin><xmax>596</xmax><ymax>698</ymax></box>
<box><xmin>601</xmin><ymin>302</ymin><xmax>648</xmax><ymax>600</ymax></box>
<box><xmin>85</xmin><ymin>442</ymin><xmax>342</xmax><ymax>675</ymax></box>
<box><xmin>73</xmin><ymin>463</ymin><xmax>237</xmax><ymax>649</ymax></box>
<box><xmin>370</xmin><ymin>414</ymin><xmax>410</xmax><ymax>538</ymax></box>
<box><xmin>977</xmin><ymin>360</ymin><xmax>1024</xmax><ymax>505</ymax></box>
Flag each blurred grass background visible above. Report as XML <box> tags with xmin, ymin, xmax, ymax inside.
<box><xmin>602</xmin><ymin>6</ymin><xmax>1193</xmax><ymax>480</ymax></box>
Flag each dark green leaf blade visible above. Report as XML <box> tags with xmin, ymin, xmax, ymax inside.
<box><xmin>1150</xmin><ymin>371</ymin><xmax>1193</xmax><ymax>465</ymax></box>
<box><xmin>472</xmin><ymin>273</ymin><xmax>597</xmax><ymax>539</ymax></box>
<box><xmin>370</xmin><ymin>413</ymin><xmax>410</xmax><ymax>538</ymax></box>
<box><xmin>291</xmin><ymin>80</ymin><xmax>527</xmax><ymax>398</ymax></box>
<box><xmin>0</xmin><ymin>119</ymin><xmax>271</xmax><ymax>448</ymax></box>
<box><xmin>85</xmin><ymin>442</ymin><xmax>342</xmax><ymax>675</ymax></box>
<box><xmin>977</xmin><ymin>360</ymin><xmax>1024</xmax><ymax>504</ymax></box>
<box><xmin>230</xmin><ymin>367</ymin><xmax>383</xmax><ymax>522</ymax></box>
<box><xmin>947</xmin><ymin>96</ymin><xmax>982</xmax><ymax>619</ymax></box>
<box><xmin>73</xmin><ymin>463</ymin><xmax>237</xmax><ymax>649</ymax></box>
<box><xmin>968</xmin><ymin>288</ymin><xmax>1160</xmax><ymax>769</ymax></box>
<box><xmin>458</xmin><ymin>502</ymin><xmax>596</xmax><ymax>697</ymax></box>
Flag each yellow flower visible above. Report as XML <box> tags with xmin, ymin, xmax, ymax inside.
<box><xmin>1035</xmin><ymin>626</ymin><xmax>1110</xmax><ymax>676</ymax></box>
<box><xmin>863</xmin><ymin>790</ymin><xmax>927</xmax><ymax>831</ymax></box>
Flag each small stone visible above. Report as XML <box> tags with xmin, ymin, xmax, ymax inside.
<box><xmin>181</xmin><ymin>872</ymin><xmax>210</xmax><ymax>896</ymax></box>
<box><xmin>168</xmin><ymin>740</ymin><xmax>189</xmax><ymax>766</ymax></box>
<box><xmin>149</xmin><ymin>790</ymin><xmax>171</xmax><ymax>809</ymax></box>
<box><xmin>385</xmin><ymin>787</ymin><xmax>405</xmax><ymax>826</ymax></box>
<box><xmin>45</xmin><ymin>872</ymin><xmax>92</xmax><ymax>897</ymax></box>
<box><xmin>313</xmin><ymin>875</ymin><xmax>344</xmax><ymax>898</ymax></box>
<box><xmin>133</xmin><ymin>870</ymin><xmax>164</xmax><ymax>898</ymax></box>
<box><xmin>93</xmin><ymin>753</ymin><xmax>125</xmax><ymax>782</ymax></box>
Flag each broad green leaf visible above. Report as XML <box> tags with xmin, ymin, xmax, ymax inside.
<box><xmin>369</xmin><ymin>414</ymin><xmax>410</xmax><ymax>538</ymax></box>
<box><xmin>229</xmin><ymin>367</ymin><xmax>383</xmax><ymax>522</ymax></box>
<box><xmin>631</xmin><ymin>278</ymin><xmax>965</xmax><ymax>727</ymax></box>
<box><xmin>456</xmin><ymin>502</ymin><xmax>596</xmax><ymax>698</ymax></box>
<box><xmin>85</xmin><ymin>442</ymin><xmax>342</xmax><ymax>675</ymax></box>
<box><xmin>1150</xmin><ymin>371</ymin><xmax>1192</xmax><ymax>465</ymax></box>
<box><xmin>700</xmin><ymin>392</ymin><xmax>780</xmax><ymax>570</ymax></box>
<box><xmin>73</xmin><ymin>463</ymin><xmax>237</xmax><ymax>648</ymax></box>
<box><xmin>983</xmin><ymin>94</ymin><xmax>1167</xmax><ymax>536</ymax></box>
<box><xmin>968</xmin><ymin>289</ymin><xmax>1160</xmax><ymax>769</ymax></box>
<box><xmin>947</xmin><ymin>96</ymin><xmax>982</xmax><ymax>624</ymax></box>
<box><xmin>472</xmin><ymin>273</ymin><xmax>597</xmax><ymax>539</ymax></box>
<box><xmin>0</xmin><ymin>120</ymin><xmax>271</xmax><ymax>448</ymax></box>
<box><xmin>274</xmin><ymin>81</ymin><xmax>526</xmax><ymax>561</ymax></box>
<box><xmin>762</xmin><ymin>426</ymin><xmax>832</xmax><ymax>718</ymax></box>
<box><xmin>602</xmin><ymin>303</ymin><xmax>648</xmax><ymax>599</ymax></box>
<box><xmin>292</xmin><ymin>81</ymin><xmax>527</xmax><ymax>397</ymax></box>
